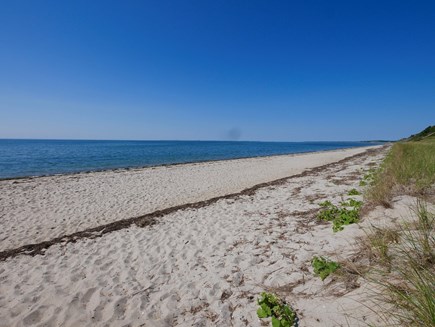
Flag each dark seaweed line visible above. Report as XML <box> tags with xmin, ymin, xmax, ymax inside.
<box><xmin>0</xmin><ymin>147</ymin><xmax>385</xmax><ymax>262</ymax></box>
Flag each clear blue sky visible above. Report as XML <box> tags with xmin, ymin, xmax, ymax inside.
<box><xmin>0</xmin><ymin>0</ymin><xmax>434</xmax><ymax>141</ymax></box>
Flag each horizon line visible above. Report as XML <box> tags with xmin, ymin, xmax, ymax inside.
<box><xmin>0</xmin><ymin>137</ymin><xmax>394</xmax><ymax>143</ymax></box>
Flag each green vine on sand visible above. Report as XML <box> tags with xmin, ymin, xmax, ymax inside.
<box><xmin>257</xmin><ymin>292</ymin><xmax>297</xmax><ymax>327</ymax></box>
<box><xmin>348</xmin><ymin>188</ymin><xmax>361</xmax><ymax>196</ymax></box>
<box><xmin>311</xmin><ymin>256</ymin><xmax>340</xmax><ymax>280</ymax></box>
<box><xmin>318</xmin><ymin>198</ymin><xmax>362</xmax><ymax>232</ymax></box>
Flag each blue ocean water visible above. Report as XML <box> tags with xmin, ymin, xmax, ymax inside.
<box><xmin>0</xmin><ymin>139</ymin><xmax>382</xmax><ymax>179</ymax></box>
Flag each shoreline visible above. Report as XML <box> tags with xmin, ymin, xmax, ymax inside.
<box><xmin>0</xmin><ymin>146</ymin><xmax>384</xmax><ymax>261</ymax></box>
<box><xmin>0</xmin><ymin>143</ymin><xmax>391</xmax><ymax>326</ymax></box>
<box><xmin>0</xmin><ymin>145</ymin><xmax>386</xmax><ymax>252</ymax></box>
<box><xmin>0</xmin><ymin>144</ymin><xmax>387</xmax><ymax>181</ymax></box>
<box><xmin>0</xmin><ymin>142</ymin><xmax>392</xmax><ymax>182</ymax></box>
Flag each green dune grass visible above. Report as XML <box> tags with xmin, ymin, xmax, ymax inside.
<box><xmin>361</xmin><ymin>126</ymin><xmax>434</xmax><ymax>326</ymax></box>
<box><xmin>367</xmin><ymin>131</ymin><xmax>435</xmax><ymax>206</ymax></box>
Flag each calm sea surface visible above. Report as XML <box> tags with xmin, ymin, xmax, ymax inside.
<box><xmin>0</xmin><ymin>139</ymin><xmax>381</xmax><ymax>179</ymax></box>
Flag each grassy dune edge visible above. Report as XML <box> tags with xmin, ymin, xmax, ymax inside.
<box><xmin>366</xmin><ymin>138</ymin><xmax>435</xmax><ymax>207</ymax></box>
<box><xmin>257</xmin><ymin>128</ymin><xmax>434</xmax><ymax>327</ymax></box>
<box><xmin>360</xmin><ymin>134</ymin><xmax>434</xmax><ymax>326</ymax></box>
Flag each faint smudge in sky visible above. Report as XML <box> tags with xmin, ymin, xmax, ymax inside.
<box><xmin>226</xmin><ymin>128</ymin><xmax>241</xmax><ymax>141</ymax></box>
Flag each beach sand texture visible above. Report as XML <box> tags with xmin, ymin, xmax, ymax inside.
<box><xmin>1</xmin><ymin>146</ymin><xmax>378</xmax><ymax>251</ymax></box>
<box><xmin>0</xmin><ymin>145</ymin><xmax>396</xmax><ymax>326</ymax></box>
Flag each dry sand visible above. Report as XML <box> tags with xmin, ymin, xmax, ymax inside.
<box><xmin>0</xmin><ymin>145</ymin><xmax>407</xmax><ymax>327</ymax></box>
<box><xmin>0</xmin><ymin>146</ymin><xmax>378</xmax><ymax>251</ymax></box>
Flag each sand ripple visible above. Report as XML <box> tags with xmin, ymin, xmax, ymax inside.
<box><xmin>0</xmin><ymin>147</ymin><xmax>377</xmax><ymax>251</ymax></box>
<box><xmin>0</xmin><ymin>148</ymin><xmax>388</xmax><ymax>326</ymax></box>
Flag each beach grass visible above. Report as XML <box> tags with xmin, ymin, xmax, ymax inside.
<box><xmin>366</xmin><ymin>137</ymin><xmax>435</xmax><ymax>207</ymax></box>
<box><xmin>363</xmin><ymin>200</ymin><xmax>435</xmax><ymax>326</ymax></box>
<box><xmin>360</xmin><ymin>132</ymin><xmax>435</xmax><ymax>326</ymax></box>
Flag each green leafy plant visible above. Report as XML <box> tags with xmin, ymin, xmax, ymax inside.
<box><xmin>359</xmin><ymin>169</ymin><xmax>376</xmax><ymax>187</ymax></box>
<box><xmin>257</xmin><ymin>292</ymin><xmax>296</xmax><ymax>327</ymax></box>
<box><xmin>319</xmin><ymin>200</ymin><xmax>333</xmax><ymax>207</ymax></box>
<box><xmin>348</xmin><ymin>188</ymin><xmax>361</xmax><ymax>196</ymax></box>
<box><xmin>341</xmin><ymin>198</ymin><xmax>363</xmax><ymax>209</ymax></box>
<box><xmin>311</xmin><ymin>256</ymin><xmax>340</xmax><ymax>280</ymax></box>
<box><xmin>317</xmin><ymin>199</ymin><xmax>361</xmax><ymax>232</ymax></box>
<box><xmin>318</xmin><ymin>200</ymin><xmax>339</xmax><ymax>222</ymax></box>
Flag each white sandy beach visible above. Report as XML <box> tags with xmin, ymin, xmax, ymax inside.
<box><xmin>0</xmin><ymin>145</ymin><xmax>405</xmax><ymax>327</ymax></box>
<box><xmin>0</xmin><ymin>146</ymin><xmax>379</xmax><ymax>251</ymax></box>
